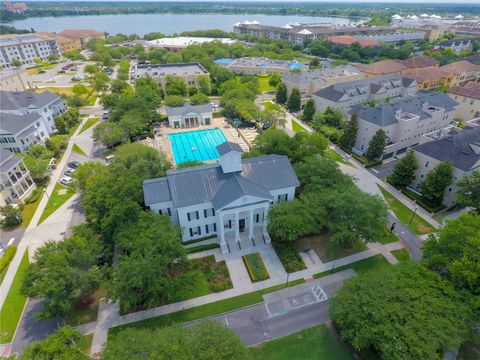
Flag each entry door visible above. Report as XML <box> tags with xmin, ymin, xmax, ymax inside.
<box><xmin>239</xmin><ymin>219</ymin><xmax>246</xmax><ymax>232</ymax></box>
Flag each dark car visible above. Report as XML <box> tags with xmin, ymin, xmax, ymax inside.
<box><xmin>262</xmin><ymin>121</ymin><xmax>271</xmax><ymax>131</ymax></box>
<box><xmin>67</xmin><ymin>161</ymin><xmax>81</xmax><ymax>168</ymax></box>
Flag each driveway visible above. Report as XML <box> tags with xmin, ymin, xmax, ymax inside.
<box><xmin>369</xmin><ymin>159</ymin><xmax>399</xmax><ymax>180</ymax></box>
<box><xmin>189</xmin><ymin>269</ymin><xmax>356</xmax><ymax>346</ymax></box>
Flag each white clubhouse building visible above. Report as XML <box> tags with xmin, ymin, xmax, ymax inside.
<box><xmin>143</xmin><ymin>142</ymin><xmax>299</xmax><ymax>253</ymax></box>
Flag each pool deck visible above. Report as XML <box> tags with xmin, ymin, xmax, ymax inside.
<box><xmin>155</xmin><ymin>116</ymin><xmax>243</xmax><ymax>165</ymax></box>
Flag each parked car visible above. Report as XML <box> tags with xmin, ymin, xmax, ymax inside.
<box><xmin>59</xmin><ymin>176</ymin><xmax>73</xmax><ymax>186</ymax></box>
<box><xmin>102</xmin><ymin>112</ymin><xmax>109</xmax><ymax>120</ymax></box>
<box><xmin>67</xmin><ymin>161</ymin><xmax>81</xmax><ymax>168</ymax></box>
<box><xmin>64</xmin><ymin>168</ymin><xmax>76</xmax><ymax>176</ymax></box>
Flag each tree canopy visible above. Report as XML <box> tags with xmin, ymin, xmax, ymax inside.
<box><xmin>420</xmin><ymin>161</ymin><xmax>453</xmax><ymax>208</ymax></box>
<box><xmin>365</xmin><ymin>129</ymin><xmax>387</xmax><ymax>161</ymax></box>
<box><xmin>388</xmin><ymin>150</ymin><xmax>418</xmax><ymax>189</ymax></box>
<box><xmin>331</xmin><ymin>264</ymin><xmax>473</xmax><ymax>360</ymax></box>
<box><xmin>456</xmin><ymin>171</ymin><xmax>480</xmax><ymax>213</ymax></box>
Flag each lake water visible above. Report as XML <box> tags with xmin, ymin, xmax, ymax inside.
<box><xmin>8</xmin><ymin>13</ymin><xmax>366</xmax><ymax>35</ymax></box>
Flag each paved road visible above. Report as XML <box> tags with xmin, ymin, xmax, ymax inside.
<box><xmin>369</xmin><ymin>159</ymin><xmax>399</xmax><ymax>180</ymax></box>
<box><xmin>387</xmin><ymin>214</ymin><xmax>423</xmax><ymax>261</ymax></box>
<box><xmin>189</xmin><ymin>270</ymin><xmax>355</xmax><ymax>346</ymax></box>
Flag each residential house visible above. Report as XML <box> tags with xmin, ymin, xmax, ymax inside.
<box><xmin>165</xmin><ymin>103</ymin><xmax>213</xmax><ymax>128</ymax></box>
<box><xmin>0</xmin><ymin>33</ymin><xmax>61</xmax><ymax>68</ymax></box>
<box><xmin>434</xmin><ymin>38</ymin><xmax>476</xmax><ymax>54</ymax></box>
<box><xmin>0</xmin><ymin>68</ymin><xmax>31</xmax><ymax>91</ymax></box>
<box><xmin>350</xmin><ymin>91</ymin><xmax>458</xmax><ymax>160</ymax></box>
<box><xmin>57</xmin><ymin>29</ymin><xmax>105</xmax><ymax>49</ymax></box>
<box><xmin>448</xmin><ymin>82</ymin><xmax>480</xmax><ymax>121</ymax></box>
<box><xmin>440</xmin><ymin>60</ymin><xmax>480</xmax><ymax>87</ymax></box>
<box><xmin>410</xmin><ymin>125</ymin><xmax>480</xmax><ymax>207</ymax></box>
<box><xmin>312</xmin><ymin>75</ymin><xmax>417</xmax><ymax>114</ymax></box>
<box><xmin>131</xmin><ymin>62</ymin><xmax>209</xmax><ymax>93</ymax></box>
<box><xmin>0</xmin><ymin>112</ymin><xmax>50</xmax><ymax>153</ymax></box>
<box><xmin>405</xmin><ymin>67</ymin><xmax>454</xmax><ymax>90</ymax></box>
<box><xmin>357</xmin><ymin>60</ymin><xmax>407</xmax><ymax>77</ymax></box>
<box><xmin>396</xmin><ymin>56</ymin><xmax>439</xmax><ymax>74</ymax></box>
<box><xmin>0</xmin><ymin>90</ymin><xmax>67</xmax><ymax>134</ymax></box>
<box><xmin>0</xmin><ymin>148</ymin><xmax>35</xmax><ymax>206</ymax></box>
<box><xmin>143</xmin><ymin>141</ymin><xmax>300</xmax><ymax>252</ymax></box>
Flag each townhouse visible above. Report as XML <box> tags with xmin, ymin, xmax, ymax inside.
<box><xmin>0</xmin><ymin>112</ymin><xmax>50</xmax><ymax>153</ymax></box>
<box><xmin>0</xmin><ymin>148</ymin><xmax>35</xmax><ymax>206</ymax></box>
<box><xmin>440</xmin><ymin>60</ymin><xmax>480</xmax><ymax>87</ymax></box>
<box><xmin>448</xmin><ymin>82</ymin><xmax>480</xmax><ymax>121</ymax></box>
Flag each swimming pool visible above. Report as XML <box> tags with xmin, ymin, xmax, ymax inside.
<box><xmin>168</xmin><ymin>128</ymin><xmax>228</xmax><ymax>165</ymax></box>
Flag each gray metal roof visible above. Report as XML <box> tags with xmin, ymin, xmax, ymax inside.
<box><xmin>313</xmin><ymin>75</ymin><xmax>416</xmax><ymax>102</ymax></box>
<box><xmin>217</xmin><ymin>141</ymin><xmax>243</xmax><ymax>155</ymax></box>
<box><xmin>350</xmin><ymin>91</ymin><xmax>459</xmax><ymax>127</ymax></box>
<box><xmin>0</xmin><ymin>90</ymin><xmax>61</xmax><ymax>111</ymax></box>
<box><xmin>0</xmin><ymin>149</ymin><xmax>22</xmax><ymax>172</ymax></box>
<box><xmin>0</xmin><ymin>112</ymin><xmax>41</xmax><ymax>135</ymax></box>
<box><xmin>143</xmin><ymin>178</ymin><xmax>171</xmax><ymax>206</ymax></box>
<box><xmin>212</xmin><ymin>174</ymin><xmax>273</xmax><ymax>210</ymax></box>
<box><xmin>413</xmin><ymin>126</ymin><xmax>480</xmax><ymax>172</ymax></box>
<box><xmin>165</xmin><ymin>103</ymin><xmax>213</xmax><ymax>117</ymax></box>
<box><xmin>143</xmin><ymin>154</ymin><xmax>299</xmax><ymax>208</ymax></box>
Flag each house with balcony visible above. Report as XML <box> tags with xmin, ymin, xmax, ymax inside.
<box><xmin>448</xmin><ymin>82</ymin><xmax>480</xmax><ymax>122</ymax></box>
<box><xmin>0</xmin><ymin>112</ymin><xmax>50</xmax><ymax>153</ymax></box>
<box><xmin>143</xmin><ymin>142</ymin><xmax>299</xmax><ymax>253</ymax></box>
<box><xmin>0</xmin><ymin>149</ymin><xmax>35</xmax><ymax>206</ymax></box>
<box><xmin>350</xmin><ymin>91</ymin><xmax>459</xmax><ymax>160</ymax></box>
<box><xmin>440</xmin><ymin>60</ymin><xmax>480</xmax><ymax>87</ymax></box>
<box><xmin>410</xmin><ymin>124</ymin><xmax>480</xmax><ymax>207</ymax></box>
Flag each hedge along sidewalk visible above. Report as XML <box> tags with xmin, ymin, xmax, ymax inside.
<box><xmin>0</xmin><ymin>111</ymin><xmax>87</xmax><ymax>310</ymax></box>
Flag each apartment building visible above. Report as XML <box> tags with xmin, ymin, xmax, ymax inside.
<box><xmin>312</xmin><ymin>75</ymin><xmax>417</xmax><ymax>114</ymax></box>
<box><xmin>357</xmin><ymin>56</ymin><xmax>439</xmax><ymax>78</ymax></box>
<box><xmin>0</xmin><ymin>68</ymin><xmax>31</xmax><ymax>91</ymax></box>
<box><xmin>0</xmin><ymin>33</ymin><xmax>61</xmax><ymax>68</ymax></box>
<box><xmin>233</xmin><ymin>21</ymin><xmax>393</xmax><ymax>46</ymax></box>
<box><xmin>36</xmin><ymin>32</ymin><xmax>82</xmax><ymax>54</ymax></box>
<box><xmin>282</xmin><ymin>65</ymin><xmax>365</xmax><ymax>102</ymax></box>
<box><xmin>130</xmin><ymin>62</ymin><xmax>209</xmax><ymax>93</ymax></box>
<box><xmin>350</xmin><ymin>91</ymin><xmax>459</xmax><ymax>159</ymax></box>
<box><xmin>405</xmin><ymin>67</ymin><xmax>454</xmax><ymax>91</ymax></box>
<box><xmin>448</xmin><ymin>82</ymin><xmax>480</xmax><ymax>121</ymax></box>
<box><xmin>0</xmin><ymin>149</ymin><xmax>35</xmax><ymax>206</ymax></box>
<box><xmin>214</xmin><ymin>57</ymin><xmax>305</xmax><ymax>75</ymax></box>
<box><xmin>0</xmin><ymin>112</ymin><xmax>50</xmax><ymax>153</ymax></box>
<box><xmin>146</xmin><ymin>37</ymin><xmax>236</xmax><ymax>52</ymax></box>
<box><xmin>440</xmin><ymin>60</ymin><xmax>480</xmax><ymax>87</ymax></box>
<box><xmin>0</xmin><ymin>90</ymin><xmax>66</xmax><ymax>134</ymax></box>
<box><xmin>410</xmin><ymin>125</ymin><xmax>480</xmax><ymax>207</ymax></box>
<box><xmin>57</xmin><ymin>29</ymin><xmax>105</xmax><ymax>49</ymax></box>
<box><xmin>434</xmin><ymin>38</ymin><xmax>477</xmax><ymax>54</ymax></box>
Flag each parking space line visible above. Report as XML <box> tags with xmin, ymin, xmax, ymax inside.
<box><xmin>7</xmin><ymin>238</ymin><xmax>15</xmax><ymax>246</ymax></box>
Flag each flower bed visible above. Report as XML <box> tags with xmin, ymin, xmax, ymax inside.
<box><xmin>191</xmin><ymin>255</ymin><xmax>232</xmax><ymax>293</ymax></box>
<box><xmin>243</xmin><ymin>252</ymin><xmax>270</xmax><ymax>282</ymax></box>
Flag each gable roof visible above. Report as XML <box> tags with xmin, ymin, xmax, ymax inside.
<box><xmin>441</xmin><ymin>60</ymin><xmax>480</xmax><ymax>75</ymax></box>
<box><xmin>413</xmin><ymin>126</ymin><xmax>480</xmax><ymax>172</ymax></box>
<box><xmin>404</xmin><ymin>66</ymin><xmax>452</xmax><ymax>84</ymax></box>
<box><xmin>0</xmin><ymin>149</ymin><xmax>22</xmax><ymax>172</ymax></box>
<box><xmin>143</xmin><ymin>154</ymin><xmax>299</xmax><ymax>208</ymax></box>
<box><xmin>217</xmin><ymin>141</ymin><xmax>243</xmax><ymax>155</ymax></box>
<box><xmin>396</xmin><ymin>56</ymin><xmax>439</xmax><ymax>69</ymax></box>
<box><xmin>449</xmin><ymin>82</ymin><xmax>480</xmax><ymax>100</ymax></box>
<box><xmin>0</xmin><ymin>112</ymin><xmax>41</xmax><ymax>135</ymax></box>
<box><xmin>326</xmin><ymin>35</ymin><xmax>379</xmax><ymax>47</ymax></box>
<box><xmin>357</xmin><ymin>60</ymin><xmax>407</xmax><ymax>75</ymax></box>
<box><xmin>0</xmin><ymin>90</ymin><xmax>60</xmax><ymax>111</ymax></box>
<box><xmin>165</xmin><ymin>103</ymin><xmax>213</xmax><ymax>117</ymax></box>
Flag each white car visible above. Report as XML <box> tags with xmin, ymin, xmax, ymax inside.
<box><xmin>59</xmin><ymin>176</ymin><xmax>74</xmax><ymax>186</ymax></box>
<box><xmin>64</xmin><ymin>168</ymin><xmax>76</xmax><ymax>176</ymax></box>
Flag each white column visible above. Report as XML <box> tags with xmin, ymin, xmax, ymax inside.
<box><xmin>248</xmin><ymin>208</ymin><xmax>254</xmax><ymax>240</ymax></box>
<box><xmin>263</xmin><ymin>205</ymin><xmax>269</xmax><ymax>233</ymax></box>
<box><xmin>218</xmin><ymin>213</ymin><xmax>228</xmax><ymax>253</ymax></box>
<box><xmin>234</xmin><ymin>212</ymin><xmax>240</xmax><ymax>242</ymax></box>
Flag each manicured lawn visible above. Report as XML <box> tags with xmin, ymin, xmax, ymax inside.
<box><xmin>80</xmin><ymin>333</ymin><xmax>94</xmax><ymax>355</ymax></box>
<box><xmin>0</xmin><ymin>251</ymin><xmax>29</xmax><ymax>343</ymax></box>
<box><xmin>35</xmin><ymin>86</ymin><xmax>76</xmax><ymax>97</ymax></box>
<box><xmin>243</xmin><ymin>252</ymin><xmax>270</xmax><ymax>282</ymax></box>
<box><xmin>314</xmin><ymin>254</ymin><xmax>393</xmax><ymax>279</ymax></box>
<box><xmin>66</xmin><ymin>287</ymin><xmax>107</xmax><ymax>326</ymax></box>
<box><xmin>295</xmin><ymin>232</ymin><xmax>368</xmax><ymax>263</ymax></box>
<box><xmin>26</xmin><ymin>62</ymin><xmax>56</xmax><ymax>75</ymax></box>
<box><xmin>38</xmin><ymin>183</ymin><xmax>75</xmax><ymax>224</ymax></box>
<box><xmin>262</xmin><ymin>101</ymin><xmax>283</xmax><ymax>112</ymax></box>
<box><xmin>292</xmin><ymin>119</ymin><xmax>306</xmax><ymax>133</ymax></box>
<box><xmin>85</xmin><ymin>91</ymin><xmax>98</xmax><ymax>106</ymax></box>
<box><xmin>250</xmin><ymin>324</ymin><xmax>354</xmax><ymax>360</ymax></box>
<box><xmin>378</xmin><ymin>226</ymin><xmax>401</xmax><ymax>244</ymax></box>
<box><xmin>0</xmin><ymin>246</ymin><xmax>17</xmax><ymax>284</ymax></box>
<box><xmin>79</xmin><ymin>117</ymin><xmax>100</xmax><ymax>134</ymax></box>
<box><xmin>72</xmin><ymin>143</ymin><xmax>88</xmax><ymax>156</ymax></box>
<box><xmin>391</xmin><ymin>248</ymin><xmax>411</xmax><ymax>262</ymax></box>
<box><xmin>109</xmin><ymin>278</ymin><xmax>305</xmax><ymax>340</ymax></box>
<box><xmin>377</xmin><ymin>185</ymin><xmax>435</xmax><ymax>235</ymax></box>
<box><xmin>186</xmin><ymin>243</ymin><xmax>219</xmax><ymax>254</ymax></box>
<box><xmin>257</xmin><ymin>75</ymin><xmax>276</xmax><ymax>93</ymax></box>
<box><xmin>326</xmin><ymin>148</ymin><xmax>352</xmax><ymax>166</ymax></box>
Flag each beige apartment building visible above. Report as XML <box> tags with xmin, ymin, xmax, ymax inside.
<box><xmin>0</xmin><ymin>68</ymin><xmax>30</xmax><ymax>91</ymax></box>
<box><xmin>448</xmin><ymin>82</ymin><xmax>480</xmax><ymax>121</ymax></box>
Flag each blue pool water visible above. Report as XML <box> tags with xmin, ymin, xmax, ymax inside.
<box><xmin>168</xmin><ymin>128</ymin><xmax>228</xmax><ymax>165</ymax></box>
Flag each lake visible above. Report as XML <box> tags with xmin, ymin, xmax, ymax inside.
<box><xmin>8</xmin><ymin>13</ymin><xmax>366</xmax><ymax>35</ymax></box>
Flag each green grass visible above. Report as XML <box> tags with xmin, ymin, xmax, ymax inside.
<box><xmin>243</xmin><ymin>252</ymin><xmax>270</xmax><ymax>282</ymax></box>
<box><xmin>109</xmin><ymin>278</ymin><xmax>305</xmax><ymax>340</ymax></box>
<box><xmin>68</xmin><ymin>121</ymin><xmax>82</xmax><ymax>136</ymax></box>
<box><xmin>391</xmin><ymin>248</ymin><xmax>411</xmax><ymax>262</ymax></box>
<box><xmin>72</xmin><ymin>143</ymin><xmax>88</xmax><ymax>156</ymax></box>
<box><xmin>0</xmin><ymin>251</ymin><xmax>29</xmax><ymax>343</ymax></box>
<box><xmin>186</xmin><ymin>243</ymin><xmax>220</xmax><ymax>254</ymax></box>
<box><xmin>85</xmin><ymin>91</ymin><xmax>98</xmax><ymax>106</ymax></box>
<box><xmin>314</xmin><ymin>254</ymin><xmax>392</xmax><ymax>279</ymax></box>
<box><xmin>79</xmin><ymin>117</ymin><xmax>100</xmax><ymax>134</ymax></box>
<box><xmin>38</xmin><ymin>183</ymin><xmax>75</xmax><ymax>224</ymax></box>
<box><xmin>80</xmin><ymin>333</ymin><xmax>94</xmax><ymax>354</ymax></box>
<box><xmin>378</xmin><ymin>226</ymin><xmax>401</xmax><ymax>244</ymax></box>
<box><xmin>66</xmin><ymin>287</ymin><xmax>107</xmax><ymax>326</ymax></box>
<box><xmin>20</xmin><ymin>193</ymin><xmax>43</xmax><ymax>228</ymax></box>
<box><xmin>377</xmin><ymin>185</ymin><xmax>435</xmax><ymax>235</ymax></box>
<box><xmin>326</xmin><ymin>148</ymin><xmax>351</xmax><ymax>166</ymax></box>
<box><xmin>250</xmin><ymin>324</ymin><xmax>354</xmax><ymax>360</ymax></box>
<box><xmin>262</xmin><ymin>101</ymin><xmax>283</xmax><ymax>112</ymax></box>
<box><xmin>291</xmin><ymin>119</ymin><xmax>306</xmax><ymax>133</ymax></box>
<box><xmin>257</xmin><ymin>75</ymin><xmax>276</xmax><ymax>93</ymax></box>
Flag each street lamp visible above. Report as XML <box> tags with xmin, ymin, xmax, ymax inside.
<box><xmin>409</xmin><ymin>205</ymin><xmax>419</xmax><ymax>224</ymax></box>
<box><xmin>285</xmin><ymin>273</ymin><xmax>290</xmax><ymax>288</ymax></box>
<box><xmin>43</xmin><ymin>188</ymin><xmax>50</xmax><ymax>201</ymax></box>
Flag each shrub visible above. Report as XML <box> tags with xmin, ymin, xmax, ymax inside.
<box><xmin>24</xmin><ymin>187</ymin><xmax>42</xmax><ymax>205</ymax></box>
<box><xmin>0</xmin><ymin>205</ymin><xmax>22</xmax><ymax>227</ymax></box>
<box><xmin>272</xmin><ymin>243</ymin><xmax>306</xmax><ymax>273</ymax></box>
<box><xmin>242</xmin><ymin>253</ymin><xmax>269</xmax><ymax>282</ymax></box>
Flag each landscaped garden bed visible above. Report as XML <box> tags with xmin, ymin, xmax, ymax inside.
<box><xmin>243</xmin><ymin>252</ymin><xmax>270</xmax><ymax>282</ymax></box>
<box><xmin>294</xmin><ymin>232</ymin><xmax>367</xmax><ymax>263</ymax></box>
<box><xmin>272</xmin><ymin>242</ymin><xmax>306</xmax><ymax>273</ymax></box>
<box><xmin>190</xmin><ymin>255</ymin><xmax>232</xmax><ymax>293</ymax></box>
